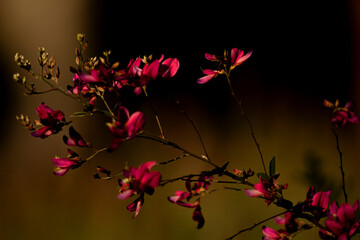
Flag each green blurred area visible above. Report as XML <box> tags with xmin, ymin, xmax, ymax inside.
<box><xmin>1</xmin><ymin>1</ymin><xmax>360</xmax><ymax>239</ymax></box>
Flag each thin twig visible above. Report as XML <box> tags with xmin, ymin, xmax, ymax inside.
<box><xmin>137</xmin><ymin>132</ymin><xmax>254</xmax><ymax>187</ymax></box>
<box><xmin>331</xmin><ymin>127</ymin><xmax>348</xmax><ymax>203</ymax></box>
<box><xmin>142</xmin><ymin>86</ymin><xmax>165</xmax><ymax>139</ymax></box>
<box><xmin>225</xmin><ymin>210</ymin><xmax>289</xmax><ymax>240</ymax></box>
<box><xmin>158</xmin><ymin>154</ymin><xmax>189</xmax><ymax>165</ymax></box>
<box><xmin>182</xmin><ymin>108</ymin><xmax>211</xmax><ymax>161</ymax></box>
<box><xmin>225</xmin><ymin>74</ymin><xmax>267</xmax><ymax>176</ymax></box>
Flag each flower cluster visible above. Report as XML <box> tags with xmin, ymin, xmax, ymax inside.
<box><xmin>324</xmin><ymin>99</ymin><xmax>360</xmax><ymax>127</ymax></box>
<box><xmin>320</xmin><ymin>201</ymin><xmax>360</xmax><ymax>240</ymax></box>
<box><xmin>168</xmin><ymin>172</ymin><xmax>213</xmax><ymax>229</ymax></box>
<box><xmin>197</xmin><ymin>48</ymin><xmax>252</xmax><ymax>84</ymax></box>
<box><xmin>117</xmin><ymin>161</ymin><xmax>161</xmax><ymax>218</ymax></box>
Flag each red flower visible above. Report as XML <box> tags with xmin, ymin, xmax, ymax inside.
<box><xmin>320</xmin><ymin>200</ymin><xmax>360</xmax><ymax>240</ymax></box>
<box><xmin>52</xmin><ymin>149</ymin><xmax>84</xmax><ymax>176</ymax></box>
<box><xmin>262</xmin><ymin>226</ymin><xmax>289</xmax><ymax>240</ymax></box>
<box><xmin>168</xmin><ymin>173</ymin><xmax>212</xmax><ymax>229</ymax></box>
<box><xmin>63</xmin><ymin>126</ymin><xmax>92</xmax><ymax>148</ymax></box>
<box><xmin>106</xmin><ymin>106</ymin><xmax>146</xmax><ymax>151</ymax></box>
<box><xmin>197</xmin><ymin>69</ymin><xmax>222</xmax><ymax>84</ymax></box>
<box><xmin>117</xmin><ymin>161</ymin><xmax>161</xmax><ymax>218</ymax></box>
<box><xmin>31</xmin><ymin>103</ymin><xmax>66</xmax><ymax>139</ymax></box>
<box><xmin>125</xmin><ymin>55</ymin><xmax>180</xmax><ymax>95</ymax></box>
<box><xmin>324</xmin><ymin>99</ymin><xmax>359</xmax><ymax>127</ymax></box>
<box><xmin>244</xmin><ymin>176</ymin><xmax>288</xmax><ymax>205</ymax></box>
<box><xmin>197</xmin><ymin>48</ymin><xmax>252</xmax><ymax>84</ymax></box>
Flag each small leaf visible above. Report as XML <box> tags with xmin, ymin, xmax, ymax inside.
<box><xmin>257</xmin><ymin>172</ymin><xmax>269</xmax><ymax>181</ymax></box>
<box><xmin>70</xmin><ymin>112</ymin><xmax>89</xmax><ymax>118</ymax></box>
<box><xmin>269</xmin><ymin>156</ymin><xmax>276</xmax><ymax>177</ymax></box>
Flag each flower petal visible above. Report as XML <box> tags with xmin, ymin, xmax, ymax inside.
<box><xmin>126</xmin><ymin>111</ymin><xmax>146</xmax><ymax>138</ymax></box>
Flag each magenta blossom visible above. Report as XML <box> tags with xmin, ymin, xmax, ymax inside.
<box><xmin>125</xmin><ymin>55</ymin><xmax>180</xmax><ymax>95</ymax></box>
<box><xmin>168</xmin><ymin>173</ymin><xmax>212</xmax><ymax>229</ymax></box>
<box><xmin>63</xmin><ymin>126</ymin><xmax>92</xmax><ymax>148</ymax></box>
<box><xmin>324</xmin><ymin>99</ymin><xmax>359</xmax><ymax>127</ymax></box>
<box><xmin>198</xmin><ymin>48</ymin><xmax>252</xmax><ymax>84</ymax></box>
<box><xmin>67</xmin><ymin>74</ymin><xmax>91</xmax><ymax>95</ymax></box>
<box><xmin>106</xmin><ymin>106</ymin><xmax>146</xmax><ymax>151</ymax></box>
<box><xmin>197</xmin><ymin>69</ymin><xmax>222</xmax><ymax>84</ymax></box>
<box><xmin>244</xmin><ymin>176</ymin><xmax>288</xmax><ymax>206</ymax></box>
<box><xmin>31</xmin><ymin>103</ymin><xmax>67</xmax><ymax>139</ymax></box>
<box><xmin>262</xmin><ymin>226</ymin><xmax>289</xmax><ymax>240</ymax></box>
<box><xmin>319</xmin><ymin>200</ymin><xmax>360</xmax><ymax>240</ymax></box>
<box><xmin>303</xmin><ymin>186</ymin><xmax>331</xmax><ymax>220</ymax></box>
<box><xmin>117</xmin><ymin>161</ymin><xmax>161</xmax><ymax>218</ymax></box>
<box><xmin>52</xmin><ymin>149</ymin><xmax>84</xmax><ymax>176</ymax></box>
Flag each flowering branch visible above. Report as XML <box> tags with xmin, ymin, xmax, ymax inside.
<box><xmin>13</xmin><ymin>34</ymin><xmax>360</xmax><ymax>239</ymax></box>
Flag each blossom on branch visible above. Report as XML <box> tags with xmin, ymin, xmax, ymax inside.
<box><xmin>244</xmin><ymin>176</ymin><xmax>288</xmax><ymax>206</ymax></box>
<box><xmin>117</xmin><ymin>161</ymin><xmax>161</xmax><ymax>218</ymax></box>
<box><xmin>31</xmin><ymin>102</ymin><xmax>67</xmax><ymax>139</ymax></box>
<box><xmin>319</xmin><ymin>200</ymin><xmax>360</xmax><ymax>240</ymax></box>
<box><xmin>168</xmin><ymin>173</ymin><xmax>212</xmax><ymax>229</ymax></box>
<box><xmin>324</xmin><ymin>99</ymin><xmax>359</xmax><ymax>127</ymax></box>
<box><xmin>106</xmin><ymin>106</ymin><xmax>146</xmax><ymax>151</ymax></box>
<box><xmin>52</xmin><ymin>149</ymin><xmax>84</xmax><ymax>176</ymax></box>
<box><xmin>63</xmin><ymin>126</ymin><xmax>92</xmax><ymax>148</ymax></box>
<box><xmin>197</xmin><ymin>48</ymin><xmax>252</xmax><ymax>84</ymax></box>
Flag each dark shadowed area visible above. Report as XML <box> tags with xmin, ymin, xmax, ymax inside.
<box><xmin>1</xmin><ymin>1</ymin><xmax>360</xmax><ymax>239</ymax></box>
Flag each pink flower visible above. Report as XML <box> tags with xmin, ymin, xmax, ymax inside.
<box><xmin>262</xmin><ymin>226</ymin><xmax>289</xmax><ymax>240</ymax></box>
<box><xmin>106</xmin><ymin>106</ymin><xmax>146</xmax><ymax>151</ymax></box>
<box><xmin>198</xmin><ymin>48</ymin><xmax>252</xmax><ymax>84</ymax></box>
<box><xmin>158</xmin><ymin>57</ymin><xmax>180</xmax><ymax>79</ymax></box>
<box><xmin>244</xmin><ymin>176</ymin><xmax>287</xmax><ymax>205</ymax></box>
<box><xmin>31</xmin><ymin>103</ymin><xmax>66</xmax><ymax>139</ymax></box>
<box><xmin>168</xmin><ymin>173</ymin><xmax>212</xmax><ymax>229</ymax></box>
<box><xmin>324</xmin><ymin>99</ymin><xmax>359</xmax><ymax>127</ymax></box>
<box><xmin>117</xmin><ymin>161</ymin><xmax>161</xmax><ymax>218</ymax></box>
<box><xmin>320</xmin><ymin>200</ymin><xmax>360</xmax><ymax>240</ymax></box>
<box><xmin>274</xmin><ymin>212</ymin><xmax>301</xmax><ymax>235</ymax></box>
<box><xmin>52</xmin><ymin>149</ymin><xmax>84</xmax><ymax>176</ymax></box>
<box><xmin>230</xmin><ymin>48</ymin><xmax>253</xmax><ymax>70</ymax></box>
<box><xmin>197</xmin><ymin>69</ymin><xmax>221</xmax><ymax>84</ymax></box>
<box><xmin>67</xmin><ymin>74</ymin><xmax>91</xmax><ymax>95</ymax></box>
<box><xmin>302</xmin><ymin>186</ymin><xmax>331</xmax><ymax>221</ymax></box>
<box><xmin>63</xmin><ymin>126</ymin><xmax>92</xmax><ymax>148</ymax></box>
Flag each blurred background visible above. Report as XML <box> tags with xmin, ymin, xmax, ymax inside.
<box><xmin>1</xmin><ymin>0</ymin><xmax>360</xmax><ymax>239</ymax></box>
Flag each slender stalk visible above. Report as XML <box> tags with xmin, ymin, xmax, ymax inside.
<box><xmin>29</xmin><ymin>69</ymin><xmax>81</xmax><ymax>102</ymax></box>
<box><xmin>225</xmin><ymin>74</ymin><xmax>267</xmax><ymax>176</ymax></box>
<box><xmin>182</xmin><ymin>109</ymin><xmax>210</xmax><ymax>161</ymax></box>
<box><xmin>331</xmin><ymin>127</ymin><xmax>348</xmax><ymax>203</ymax></box>
<box><xmin>142</xmin><ymin>86</ymin><xmax>165</xmax><ymax>139</ymax></box>
<box><xmin>85</xmin><ymin>147</ymin><xmax>108</xmax><ymax>161</ymax></box>
<box><xmin>225</xmin><ymin>210</ymin><xmax>289</xmax><ymax>240</ymax></box>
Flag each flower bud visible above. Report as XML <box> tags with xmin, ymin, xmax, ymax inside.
<box><xmin>77</xmin><ymin>33</ymin><xmax>85</xmax><ymax>43</ymax></box>
<box><xmin>13</xmin><ymin>73</ymin><xmax>27</xmax><ymax>85</ymax></box>
<box><xmin>14</xmin><ymin>53</ymin><xmax>31</xmax><ymax>70</ymax></box>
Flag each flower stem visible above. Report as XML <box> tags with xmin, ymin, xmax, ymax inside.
<box><xmin>142</xmin><ymin>86</ymin><xmax>165</xmax><ymax>139</ymax></box>
<box><xmin>331</xmin><ymin>127</ymin><xmax>348</xmax><ymax>203</ymax></box>
<box><xmin>225</xmin><ymin>74</ymin><xmax>267</xmax><ymax>176</ymax></box>
<box><xmin>29</xmin><ymin>69</ymin><xmax>81</xmax><ymax>102</ymax></box>
<box><xmin>225</xmin><ymin>210</ymin><xmax>289</xmax><ymax>240</ymax></box>
<box><xmin>85</xmin><ymin>147</ymin><xmax>108</xmax><ymax>161</ymax></box>
<box><xmin>138</xmin><ymin>132</ymin><xmax>254</xmax><ymax>187</ymax></box>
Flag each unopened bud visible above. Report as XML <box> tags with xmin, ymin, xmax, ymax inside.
<box><xmin>13</xmin><ymin>73</ymin><xmax>27</xmax><ymax>85</ymax></box>
<box><xmin>14</xmin><ymin>53</ymin><xmax>31</xmax><ymax>70</ymax></box>
<box><xmin>77</xmin><ymin>33</ymin><xmax>85</xmax><ymax>43</ymax></box>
